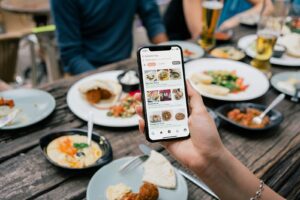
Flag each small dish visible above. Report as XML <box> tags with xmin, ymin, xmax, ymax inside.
<box><xmin>0</xmin><ymin>89</ymin><xmax>56</xmax><ymax>130</ymax></box>
<box><xmin>87</xmin><ymin>157</ymin><xmax>188</xmax><ymax>200</ymax></box>
<box><xmin>210</xmin><ymin>46</ymin><xmax>245</xmax><ymax>61</ymax></box>
<box><xmin>215</xmin><ymin>103</ymin><xmax>283</xmax><ymax>132</ymax></box>
<box><xmin>271</xmin><ymin>71</ymin><xmax>300</xmax><ymax>97</ymax></box>
<box><xmin>40</xmin><ymin>129</ymin><xmax>113</xmax><ymax>171</ymax></box>
<box><xmin>273</xmin><ymin>44</ymin><xmax>286</xmax><ymax>58</ymax></box>
<box><xmin>215</xmin><ymin>29</ymin><xmax>234</xmax><ymax>42</ymax></box>
<box><xmin>117</xmin><ymin>70</ymin><xmax>140</xmax><ymax>93</ymax></box>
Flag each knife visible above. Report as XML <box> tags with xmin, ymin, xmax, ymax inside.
<box><xmin>139</xmin><ymin>144</ymin><xmax>219</xmax><ymax>200</ymax></box>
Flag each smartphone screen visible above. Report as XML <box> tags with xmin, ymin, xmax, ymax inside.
<box><xmin>138</xmin><ymin>45</ymin><xmax>190</xmax><ymax>142</ymax></box>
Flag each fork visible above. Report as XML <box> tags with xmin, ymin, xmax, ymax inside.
<box><xmin>118</xmin><ymin>155</ymin><xmax>148</xmax><ymax>174</ymax></box>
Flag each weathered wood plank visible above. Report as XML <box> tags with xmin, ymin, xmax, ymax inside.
<box><xmin>0</xmin><ymin>148</ymin><xmax>72</xmax><ymax>200</ymax></box>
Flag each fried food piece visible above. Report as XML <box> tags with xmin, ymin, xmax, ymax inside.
<box><xmin>121</xmin><ymin>193</ymin><xmax>140</xmax><ymax>200</ymax></box>
<box><xmin>227</xmin><ymin>108</ymin><xmax>270</xmax><ymax>128</ymax></box>
<box><xmin>85</xmin><ymin>89</ymin><xmax>101</xmax><ymax>104</ymax></box>
<box><xmin>101</xmin><ymin>88</ymin><xmax>112</xmax><ymax>99</ymax></box>
<box><xmin>0</xmin><ymin>98</ymin><xmax>15</xmax><ymax>108</ymax></box>
<box><xmin>139</xmin><ymin>182</ymin><xmax>159</xmax><ymax>200</ymax></box>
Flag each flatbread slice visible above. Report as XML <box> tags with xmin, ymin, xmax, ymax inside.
<box><xmin>143</xmin><ymin>151</ymin><xmax>176</xmax><ymax>189</ymax></box>
<box><xmin>78</xmin><ymin>79</ymin><xmax>122</xmax><ymax>109</ymax></box>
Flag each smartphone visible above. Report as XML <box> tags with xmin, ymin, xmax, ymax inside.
<box><xmin>137</xmin><ymin>45</ymin><xmax>190</xmax><ymax>142</ymax></box>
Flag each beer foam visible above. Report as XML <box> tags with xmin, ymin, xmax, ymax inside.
<box><xmin>257</xmin><ymin>30</ymin><xmax>280</xmax><ymax>38</ymax></box>
<box><xmin>202</xmin><ymin>1</ymin><xmax>223</xmax><ymax>10</ymax></box>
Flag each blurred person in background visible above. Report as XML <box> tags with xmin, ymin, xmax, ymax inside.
<box><xmin>164</xmin><ymin>0</ymin><xmax>274</xmax><ymax>40</ymax></box>
<box><xmin>51</xmin><ymin>0</ymin><xmax>168</xmax><ymax>75</ymax></box>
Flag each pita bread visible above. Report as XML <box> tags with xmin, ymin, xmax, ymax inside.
<box><xmin>190</xmin><ymin>73</ymin><xmax>213</xmax><ymax>85</ymax></box>
<box><xmin>142</xmin><ymin>151</ymin><xmax>176</xmax><ymax>189</ymax></box>
<box><xmin>194</xmin><ymin>82</ymin><xmax>230</xmax><ymax>96</ymax></box>
<box><xmin>277</xmin><ymin>33</ymin><xmax>300</xmax><ymax>58</ymax></box>
<box><xmin>78</xmin><ymin>79</ymin><xmax>122</xmax><ymax>109</ymax></box>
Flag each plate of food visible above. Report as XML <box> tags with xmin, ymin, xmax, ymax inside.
<box><xmin>160</xmin><ymin>41</ymin><xmax>205</xmax><ymax>62</ymax></box>
<box><xmin>271</xmin><ymin>71</ymin><xmax>300</xmax><ymax>97</ymax></box>
<box><xmin>214</xmin><ymin>29</ymin><xmax>234</xmax><ymax>42</ymax></box>
<box><xmin>67</xmin><ymin>70</ymin><xmax>141</xmax><ymax>127</ymax></box>
<box><xmin>210</xmin><ymin>46</ymin><xmax>245</xmax><ymax>60</ymax></box>
<box><xmin>40</xmin><ymin>129</ymin><xmax>112</xmax><ymax>170</ymax></box>
<box><xmin>216</xmin><ymin>103</ymin><xmax>283</xmax><ymax>132</ymax></box>
<box><xmin>0</xmin><ymin>89</ymin><xmax>55</xmax><ymax>130</ymax></box>
<box><xmin>87</xmin><ymin>151</ymin><xmax>188</xmax><ymax>200</ymax></box>
<box><xmin>238</xmin><ymin>34</ymin><xmax>300</xmax><ymax>67</ymax></box>
<box><xmin>185</xmin><ymin>58</ymin><xmax>269</xmax><ymax>101</ymax></box>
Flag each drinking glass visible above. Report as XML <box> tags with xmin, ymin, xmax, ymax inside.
<box><xmin>250</xmin><ymin>0</ymin><xmax>290</xmax><ymax>77</ymax></box>
<box><xmin>198</xmin><ymin>0</ymin><xmax>223</xmax><ymax>51</ymax></box>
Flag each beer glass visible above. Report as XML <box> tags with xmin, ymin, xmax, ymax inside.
<box><xmin>250</xmin><ymin>0</ymin><xmax>290</xmax><ymax>77</ymax></box>
<box><xmin>198</xmin><ymin>0</ymin><xmax>223</xmax><ymax>50</ymax></box>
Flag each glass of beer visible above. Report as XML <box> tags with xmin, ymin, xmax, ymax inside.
<box><xmin>250</xmin><ymin>16</ymin><xmax>281</xmax><ymax>77</ymax></box>
<box><xmin>251</xmin><ymin>0</ymin><xmax>290</xmax><ymax>77</ymax></box>
<box><xmin>198</xmin><ymin>0</ymin><xmax>223</xmax><ymax>51</ymax></box>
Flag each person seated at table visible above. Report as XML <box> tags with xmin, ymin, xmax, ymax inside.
<box><xmin>50</xmin><ymin>0</ymin><xmax>168</xmax><ymax>75</ymax></box>
<box><xmin>164</xmin><ymin>0</ymin><xmax>273</xmax><ymax>40</ymax></box>
<box><xmin>134</xmin><ymin>82</ymin><xmax>285</xmax><ymax>200</ymax></box>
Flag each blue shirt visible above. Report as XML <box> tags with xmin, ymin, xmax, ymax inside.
<box><xmin>51</xmin><ymin>0</ymin><xmax>165</xmax><ymax>74</ymax></box>
<box><xmin>218</xmin><ymin>0</ymin><xmax>252</xmax><ymax>26</ymax></box>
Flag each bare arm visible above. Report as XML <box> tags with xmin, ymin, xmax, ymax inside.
<box><xmin>192</xmin><ymin>147</ymin><xmax>284</xmax><ymax>200</ymax></box>
<box><xmin>151</xmin><ymin>32</ymin><xmax>168</xmax><ymax>44</ymax></box>
<box><xmin>137</xmin><ymin>0</ymin><xmax>168</xmax><ymax>44</ymax></box>
<box><xmin>182</xmin><ymin>0</ymin><xmax>202</xmax><ymax>39</ymax></box>
<box><xmin>135</xmin><ymin>82</ymin><xmax>285</xmax><ymax>200</ymax></box>
<box><xmin>219</xmin><ymin>0</ymin><xmax>274</xmax><ymax>30</ymax></box>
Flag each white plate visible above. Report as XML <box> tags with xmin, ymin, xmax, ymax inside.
<box><xmin>185</xmin><ymin>58</ymin><xmax>270</xmax><ymax>101</ymax></box>
<box><xmin>87</xmin><ymin>157</ymin><xmax>188</xmax><ymax>200</ymax></box>
<box><xmin>0</xmin><ymin>89</ymin><xmax>55</xmax><ymax>130</ymax></box>
<box><xmin>238</xmin><ymin>34</ymin><xmax>300</xmax><ymax>67</ymax></box>
<box><xmin>160</xmin><ymin>41</ymin><xmax>205</xmax><ymax>62</ymax></box>
<box><xmin>67</xmin><ymin>71</ymin><xmax>139</xmax><ymax>127</ymax></box>
<box><xmin>271</xmin><ymin>71</ymin><xmax>300</xmax><ymax>97</ymax></box>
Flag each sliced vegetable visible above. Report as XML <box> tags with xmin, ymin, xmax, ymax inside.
<box><xmin>73</xmin><ymin>143</ymin><xmax>89</xmax><ymax>150</ymax></box>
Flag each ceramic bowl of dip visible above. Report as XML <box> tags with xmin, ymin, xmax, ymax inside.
<box><xmin>117</xmin><ymin>70</ymin><xmax>140</xmax><ymax>93</ymax></box>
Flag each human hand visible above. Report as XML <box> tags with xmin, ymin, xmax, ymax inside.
<box><xmin>134</xmin><ymin>81</ymin><xmax>225</xmax><ymax>173</ymax></box>
<box><xmin>219</xmin><ymin>17</ymin><xmax>240</xmax><ymax>31</ymax></box>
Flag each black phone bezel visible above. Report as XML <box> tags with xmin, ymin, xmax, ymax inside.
<box><xmin>137</xmin><ymin>45</ymin><xmax>190</xmax><ymax>143</ymax></box>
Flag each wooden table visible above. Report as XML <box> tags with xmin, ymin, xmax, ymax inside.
<box><xmin>0</xmin><ymin>26</ymin><xmax>299</xmax><ymax>200</ymax></box>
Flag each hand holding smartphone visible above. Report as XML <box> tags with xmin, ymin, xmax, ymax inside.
<box><xmin>137</xmin><ymin>45</ymin><xmax>190</xmax><ymax>142</ymax></box>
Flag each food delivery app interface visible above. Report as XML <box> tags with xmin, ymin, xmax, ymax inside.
<box><xmin>140</xmin><ymin>46</ymin><xmax>190</xmax><ymax>140</ymax></box>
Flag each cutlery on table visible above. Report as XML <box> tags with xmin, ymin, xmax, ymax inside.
<box><xmin>139</xmin><ymin>144</ymin><xmax>219</xmax><ymax>200</ymax></box>
<box><xmin>0</xmin><ymin>109</ymin><xmax>19</xmax><ymax>128</ymax></box>
<box><xmin>252</xmin><ymin>93</ymin><xmax>285</xmax><ymax>125</ymax></box>
<box><xmin>291</xmin><ymin>82</ymin><xmax>300</xmax><ymax>103</ymax></box>
<box><xmin>118</xmin><ymin>155</ymin><xmax>148</xmax><ymax>174</ymax></box>
<box><xmin>87</xmin><ymin>111</ymin><xmax>93</xmax><ymax>146</ymax></box>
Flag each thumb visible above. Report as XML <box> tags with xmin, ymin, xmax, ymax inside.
<box><xmin>186</xmin><ymin>80</ymin><xmax>206</xmax><ymax>114</ymax></box>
